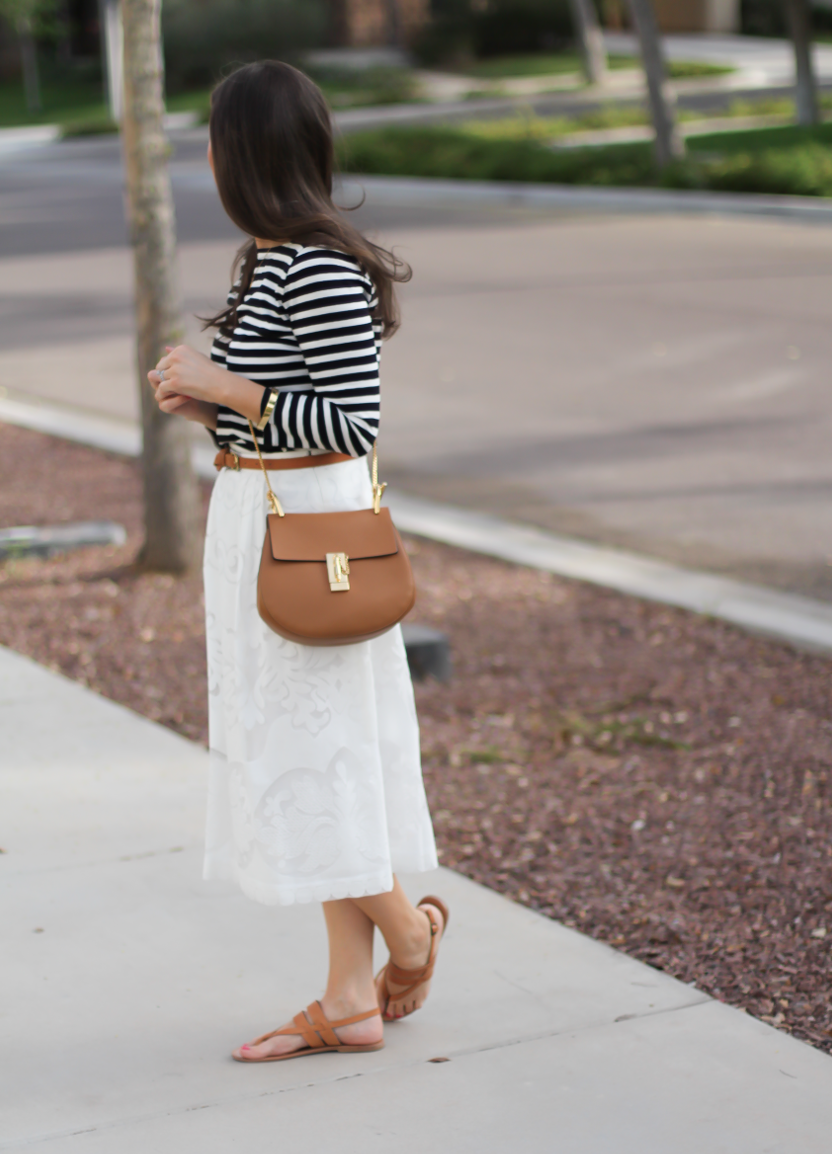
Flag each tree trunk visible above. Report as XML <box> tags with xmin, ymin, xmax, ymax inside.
<box><xmin>568</xmin><ymin>0</ymin><xmax>608</xmax><ymax>86</ymax></box>
<box><xmin>784</xmin><ymin>0</ymin><xmax>818</xmax><ymax>126</ymax></box>
<box><xmin>626</xmin><ymin>0</ymin><xmax>684</xmax><ymax>167</ymax></box>
<box><xmin>121</xmin><ymin>0</ymin><xmax>201</xmax><ymax>573</ymax></box>
<box><xmin>17</xmin><ymin>18</ymin><xmax>41</xmax><ymax>114</ymax></box>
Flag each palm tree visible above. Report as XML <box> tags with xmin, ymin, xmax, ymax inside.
<box><xmin>627</xmin><ymin>0</ymin><xmax>684</xmax><ymax>167</ymax></box>
<box><xmin>784</xmin><ymin>0</ymin><xmax>819</xmax><ymax>125</ymax></box>
<box><xmin>568</xmin><ymin>0</ymin><xmax>608</xmax><ymax>86</ymax></box>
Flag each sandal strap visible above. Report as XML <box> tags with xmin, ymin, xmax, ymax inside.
<box><xmin>381</xmin><ymin>968</ymin><xmax>433</xmax><ymax>1003</ymax></box>
<box><xmin>422</xmin><ymin>909</ymin><xmax>440</xmax><ymax>936</ymax></box>
<box><xmin>306</xmin><ymin>1000</ymin><xmax>340</xmax><ymax>1047</ymax></box>
<box><xmin>251</xmin><ymin>1001</ymin><xmax>380</xmax><ymax>1051</ymax></box>
<box><xmin>327</xmin><ymin>1006</ymin><xmax>382</xmax><ymax>1028</ymax></box>
<box><xmin>254</xmin><ymin>1008</ymin><xmax>322</xmax><ymax>1050</ymax></box>
<box><xmin>418</xmin><ymin>895</ymin><xmax>450</xmax><ymax>936</ymax></box>
<box><xmin>378</xmin><ymin>897</ymin><xmax>447</xmax><ymax>1008</ymax></box>
<box><xmin>386</xmin><ymin>960</ymin><xmax>435</xmax><ymax>987</ymax></box>
<box><xmin>380</xmin><ymin>905</ymin><xmax>442</xmax><ymax>996</ymax></box>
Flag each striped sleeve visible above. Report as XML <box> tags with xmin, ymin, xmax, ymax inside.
<box><xmin>263</xmin><ymin>248</ymin><xmax>381</xmax><ymax>456</ymax></box>
<box><xmin>210</xmin><ymin>280</ymin><xmax>237</xmax><ymax>369</ymax></box>
<box><xmin>210</xmin><ymin>330</ymin><xmax>230</xmax><ymax>369</ymax></box>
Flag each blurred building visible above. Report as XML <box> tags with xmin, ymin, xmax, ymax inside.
<box><xmin>653</xmin><ymin>0</ymin><xmax>740</xmax><ymax>32</ymax></box>
<box><xmin>329</xmin><ymin>0</ymin><xmax>431</xmax><ymax>47</ymax></box>
<box><xmin>603</xmin><ymin>0</ymin><xmax>740</xmax><ymax>32</ymax></box>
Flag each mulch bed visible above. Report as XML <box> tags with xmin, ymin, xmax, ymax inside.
<box><xmin>2</xmin><ymin>421</ymin><xmax>831</xmax><ymax>1054</ymax></box>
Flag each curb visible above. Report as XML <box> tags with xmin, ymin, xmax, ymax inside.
<box><xmin>386</xmin><ymin>493</ymin><xmax>832</xmax><ymax>658</ymax></box>
<box><xmin>0</xmin><ymin>111</ymin><xmax>199</xmax><ymax>152</ymax></box>
<box><xmin>0</xmin><ymin>392</ymin><xmax>217</xmax><ymax>477</ymax></box>
<box><xmin>0</xmin><ymin>124</ymin><xmax>60</xmax><ymax>154</ymax></box>
<box><xmin>338</xmin><ymin>174</ymin><xmax>832</xmax><ymax>224</ymax></box>
<box><xmin>2</xmin><ymin>392</ymin><xmax>831</xmax><ymax>658</ymax></box>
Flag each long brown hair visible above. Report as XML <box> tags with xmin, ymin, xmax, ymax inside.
<box><xmin>203</xmin><ymin>60</ymin><xmax>410</xmax><ymax>338</ymax></box>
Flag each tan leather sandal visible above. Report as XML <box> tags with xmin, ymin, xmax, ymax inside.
<box><xmin>232</xmin><ymin>1001</ymin><xmax>384</xmax><ymax>1063</ymax></box>
<box><xmin>376</xmin><ymin>894</ymin><xmax>450</xmax><ymax>1021</ymax></box>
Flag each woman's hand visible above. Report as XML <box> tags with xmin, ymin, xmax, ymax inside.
<box><xmin>152</xmin><ymin>344</ymin><xmax>225</xmax><ymax>406</ymax></box>
<box><xmin>147</xmin><ymin>369</ymin><xmax>218</xmax><ymax>429</ymax></box>
<box><xmin>150</xmin><ymin>344</ymin><xmax>265</xmax><ymax>424</ymax></box>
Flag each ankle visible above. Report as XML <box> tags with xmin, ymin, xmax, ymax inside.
<box><xmin>388</xmin><ymin>909</ymin><xmax>431</xmax><ymax>964</ymax></box>
<box><xmin>322</xmin><ymin>984</ymin><xmax>377</xmax><ymax>1016</ymax></box>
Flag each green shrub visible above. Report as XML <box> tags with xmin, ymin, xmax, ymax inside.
<box><xmin>463</xmin><ymin>50</ymin><xmax>585</xmax><ymax>78</ymax></box>
<box><xmin>700</xmin><ymin>144</ymin><xmax>832</xmax><ymax>197</ymax></box>
<box><xmin>687</xmin><ymin>120</ymin><xmax>832</xmax><ymax>153</ymax></box>
<box><xmin>306</xmin><ymin>66</ymin><xmax>419</xmax><ymax>109</ymax></box>
<box><xmin>60</xmin><ymin>116</ymin><xmax>119</xmax><ymax>138</ymax></box>
<box><xmin>666</xmin><ymin>60</ymin><xmax>735</xmax><ymax>79</ymax></box>
<box><xmin>339</xmin><ymin>124</ymin><xmax>832</xmax><ymax>199</ymax></box>
<box><xmin>161</xmin><ymin>0</ymin><xmax>327</xmax><ymax>93</ymax></box>
<box><xmin>339</xmin><ymin>126</ymin><xmax>657</xmax><ymax>187</ymax></box>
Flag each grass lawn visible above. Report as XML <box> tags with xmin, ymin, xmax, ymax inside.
<box><xmin>0</xmin><ymin>72</ymin><xmax>106</xmax><ymax>128</ymax></box>
<box><xmin>462</xmin><ymin>51</ymin><xmax>734</xmax><ymax>79</ymax></box>
<box><xmin>0</xmin><ymin>69</ymin><xmax>216</xmax><ymax>134</ymax></box>
<box><xmin>306</xmin><ymin>66</ymin><xmax>421</xmax><ymax>108</ymax></box>
<box><xmin>0</xmin><ymin>66</ymin><xmax>418</xmax><ymax>135</ymax></box>
<box><xmin>339</xmin><ymin>118</ymin><xmax>832</xmax><ymax>198</ymax></box>
<box><xmin>455</xmin><ymin>97</ymin><xmax>832</xmax><ymax>144</ymax></box>
<box><xmin>0</xmin><ymin>49</ymin><xmax>734</xmax><ymax>132</ymax></box>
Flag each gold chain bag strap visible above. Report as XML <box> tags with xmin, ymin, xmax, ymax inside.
<box><xmin>246</xmin><ymin>420</ymin><xmax>415</xmax><ymax>646</ymax></box>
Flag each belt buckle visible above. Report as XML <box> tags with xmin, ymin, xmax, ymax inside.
<box><xmin>229</xmin><ymin>451</ymin><xmax>241</xmax><ymax>472</ymax></box>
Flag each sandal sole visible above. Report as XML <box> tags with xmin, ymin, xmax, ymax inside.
<box><xmin>232</xmin><ymin>1040</ymin><xmax>385</xmax><ymax>1063</ymax></box>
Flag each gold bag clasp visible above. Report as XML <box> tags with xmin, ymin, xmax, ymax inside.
<box><xmin>326</xmin><ymin>552</ymin><xmax>350</xmax><ymax>592</ymax></box>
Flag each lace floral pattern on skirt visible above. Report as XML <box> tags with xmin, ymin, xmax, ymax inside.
<box><xmin>202</xmin><ymin>456</ymin><xmax>438</xmax><ymax>906</ymax></box>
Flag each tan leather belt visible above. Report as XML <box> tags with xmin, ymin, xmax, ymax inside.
<box><xmin>214</xmin><ymin>449</ymin><xmax>353</xmax><ymax>472</ymax></box>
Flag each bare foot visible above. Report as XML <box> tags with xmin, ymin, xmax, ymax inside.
<box><xmin>232</xmin><ymin>995</ymin><xmax>383</xmax><ymax>1062</ymax></box>
<box><xmin>377</xmin><ymin>901</ymin><xmax>446</xmax><ymax>1021</ymax></box>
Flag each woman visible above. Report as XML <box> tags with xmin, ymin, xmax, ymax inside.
<box><xmin>149</xmin><ymin>60</ymin><xmax>446</xmax><ymax>1063</ymax></box>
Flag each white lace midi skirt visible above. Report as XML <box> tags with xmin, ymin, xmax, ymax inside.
<box><xmin>202</xmin><ymin>454</ymin><xmax>438</xmax><ymax>906</ymax></box>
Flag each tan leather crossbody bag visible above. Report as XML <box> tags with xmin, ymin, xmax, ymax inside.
<box><xmin>246</xmin><ymin>421</ymin><xmax>416</xmax><ymax>646</ymax></box>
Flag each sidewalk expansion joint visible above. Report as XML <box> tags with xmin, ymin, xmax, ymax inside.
<box><xmin>4</xmin><ymin>844</ymin><xmax>199</xmax><ymax>879</ymax></box>
<box><xmin>423</xmin><ymin>994</ymin><xmax>712</xmax><ymax>1063</ymax></box>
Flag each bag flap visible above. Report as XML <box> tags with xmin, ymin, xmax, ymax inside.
<box><xmin>267</xmin><ymin>507</ymin><xmax>400</xmax><ymax>562</ymax></box>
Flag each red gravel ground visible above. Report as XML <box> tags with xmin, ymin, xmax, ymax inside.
<box><xmin>2</xmin><ymin>422</ymin><xmax>831</xmax><ymax>1054</ymax></box>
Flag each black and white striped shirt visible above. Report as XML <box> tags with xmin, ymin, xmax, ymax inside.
<box><xmin>210</xmin><ymin>244</ymin><xmax>382</xmax><ymax>458</ymax></box>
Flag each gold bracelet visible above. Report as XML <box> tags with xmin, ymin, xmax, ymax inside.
<box><xmin>255</xmin><ymin>388</ymin><xmax>278</xmax><ymax>431</ymax></box>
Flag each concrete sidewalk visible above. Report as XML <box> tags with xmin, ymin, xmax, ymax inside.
<box><xmin>604</xmin><ymin>31</ymin><xmax>832</xmax><ymax>86</ymax></box>
<box><xmin>3</xmin><ymin>643</ymin><xmax>831</xmax><ymax>1151</ymax></box>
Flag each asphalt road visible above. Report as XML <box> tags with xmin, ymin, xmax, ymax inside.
<box><xmin>2</xmin><ymin>76</ymin><xmax>827</xmax><ymax>257</ymax></box>
<box><xmin>0</xmin><ymin>127</ymin><xmax>556</xmax><ymax>258</ymax></box>
<box><xmin>1</xmin><ymin>132</ymin><xmax>830</xmax><ymax>600</ymax></box>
